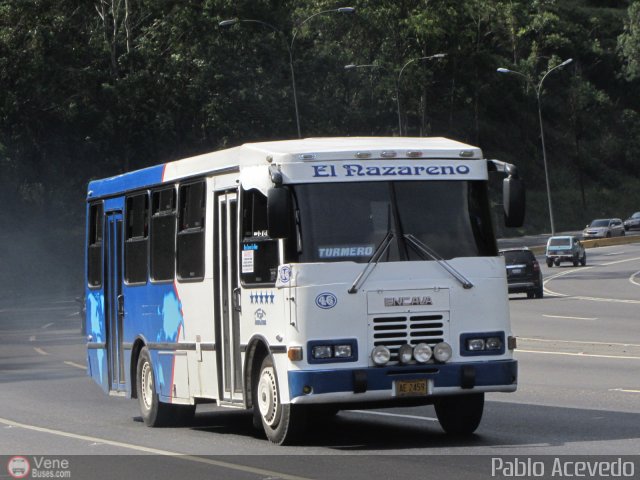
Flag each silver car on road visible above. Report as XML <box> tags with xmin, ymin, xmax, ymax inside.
<box><xmin>582</xmin><ymin>218</ymin><xmax>625</xmax><ymax>239</ymax></box>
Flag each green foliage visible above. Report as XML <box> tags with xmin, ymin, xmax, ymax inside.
<box><xmin>618</xmin><ymin>1</ymin><xmax>640</xmax><ymax>80</ymax></box>
<box><xmin>0</xmin><ymin>0</ymin><xmax>639</xmax><ymax>290</ymax></box>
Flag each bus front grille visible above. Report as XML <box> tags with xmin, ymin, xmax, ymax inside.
<box><xmin>371</xmin><ymin>313</ymin><xmax>449</xmax><ymax>364</ymax></box>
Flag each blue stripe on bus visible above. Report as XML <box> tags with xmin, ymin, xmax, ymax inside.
<box><xmin>287</xmin><ymin>360</ymin><xmax>517</xmax><ymax>400</ymax></box>
<box><xmin>124</xmin><ymin>284</ymin><xmax>184</xmax><ymax>397</ymax></box>
<box><xmin>85</xmin><ymin>283</ymin><xmax>184</xmax><ymax>396</ymax></box>
<box><xmin>87</xmin><ymin>164</ymin><xmax>166</xmax><ymax>199</ymax></box>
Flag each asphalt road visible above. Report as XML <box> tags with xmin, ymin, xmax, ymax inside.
<box><xmin>1</xmin><ymin>244</ymin><xmax>639</xmax><ymax>479</ymax></box>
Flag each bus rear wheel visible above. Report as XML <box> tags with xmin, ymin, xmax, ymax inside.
<box><xmin>434</xmin><ymin>393</ymin><xmax>484</xmax><ymax>436</ymax></box>
<box><xmin>254</xmin><ymin>356</ymin><xmax>307</xmax><ymax>445</ymax></box>
<box><xmin>136</xmin><ymin>346</ymin><xmax>194</xmax><ymax>427</ymax></box>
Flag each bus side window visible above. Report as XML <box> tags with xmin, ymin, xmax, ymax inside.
<box><xmin>150</xmin><ymin>188</ymin><xmax>177</xmax><ymax>282</ymax></box>
<box><xmin>241</xmin><ymin>188</ymin><xmax>279</xmax><ymax>285</ymax></box>
<box><xmin>87</xmin><ymin>202</ymin><xmax>103</xmax><ymax>288</ymax></box>
<box><xmin>125</xmin><ymin>193</ymin><xmax>149</xmax><ymax>284</ymax></box>
<box><xmin>177</xmin><ymin>181</ymin><xmax>205</xmax><ymax>281</ymax></box>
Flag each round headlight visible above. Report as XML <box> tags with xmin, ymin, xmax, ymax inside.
<box><xmin>413</xmin><ymin>343</ymin><xmax>432</xmax><ymax>363</ymax></box>
<box><xmin>433</xmin><ymin>342</ymin><xmax>452</xmax><ymax>362</ymax></box>
<box><xmin>371</xmin><ymin>346</ymin><xmax>391</xmax><ymax>366</ymax></box>
<box><xmin>398</xmin><ymin>344</ymin><xmax>413</xmax><ymax>364</ymax></box>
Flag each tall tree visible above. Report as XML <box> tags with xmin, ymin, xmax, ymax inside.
<box><xmin>618</xmin><ymin>1</ymin><xmax>640</xmax><ymax>80</ymax></box>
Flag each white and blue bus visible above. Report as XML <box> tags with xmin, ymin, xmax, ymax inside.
<box><xmin>85</xmin><ymin>137</ymin><xmax>524</xmax><ymax>444</ymax></box>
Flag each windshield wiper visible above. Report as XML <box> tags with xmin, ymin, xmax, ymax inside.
<box><xmin>348</xmin><ymin>230</ymin><xmax>395</xmax><ymax>294</ymax></box>
<box><xmin>404</xmin><ymin>234</ymin><xmax>474</xmax><ymax>289</ymax></box>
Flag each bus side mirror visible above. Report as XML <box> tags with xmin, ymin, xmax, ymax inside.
<box><xmin>503</xmin><ymin>176</ymin><xmax>525</xmax><ymax>228</ymax></box>
<box><xmin>267</xmin><ymin>187</ymin><xmax>293</xmax><ymax>239</ymax></box>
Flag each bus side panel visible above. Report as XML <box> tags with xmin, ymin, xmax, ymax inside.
<box><xmin>124</xmin><ymin>282</ymin><xmax>188</xmax><ymax>402</ymax></box>
<box><xmin>176</xmin><ymin>280</ymin><xmax>217</xmax><ymax>400</ymax></box>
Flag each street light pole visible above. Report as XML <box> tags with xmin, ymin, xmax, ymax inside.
<box><xmin>344</xmin><ymin>63</ymin><xmax>393</xmax><ymax>132</ymax></box>
<box><xmin>219</xmin><ymin>7</ymin><xmax>355</xmax><ymax>139</ymax></box>
<box><xmin>345</xmin><ymin>54</ymin><xmax>446</xmax><ymax>136</ymax></box>
<box><xmin>497</xmin><ymin>58</ymin><xmax>573</xmax><ymax>235</ymax></box>
<box><xmin>396</xmin><ymin>54</ymin><xmax>446</xmax><ymax>135</ymax></box>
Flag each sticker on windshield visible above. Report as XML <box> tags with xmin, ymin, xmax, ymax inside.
<box><xmin>241</xmin><ymin>250</ymin><xmax>254</xmax><ymax>273</ymax></box>
<box><xmin>318</xmin><ymin>245</ymin><xmax>374</xmax><ymax>259</ymax></box>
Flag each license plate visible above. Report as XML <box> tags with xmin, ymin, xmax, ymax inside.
<box><xmin>512</xmin><ymin>268</ymin><xmax>522</xmax><ymax>274</ymax></box>
<box><xmin>394</xmin><ymin>379</ymin><xmax>428</xmax><ymax>397</ymax></box>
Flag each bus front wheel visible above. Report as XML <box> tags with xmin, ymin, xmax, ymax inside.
<box><xmin>434</xmin><ymin>392</ymin><xmax>484</xmax><ymax>436</ymax></box>
<box><xmin>254</xmin><ymin>356</ymin><xmax>307</xmax><ymax>445</ymax></box>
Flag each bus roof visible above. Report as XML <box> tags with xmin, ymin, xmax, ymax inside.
<box><xmin>242</xmin><ymin>136</ymin><xmax>480</xmax><ymax>157</ymax></box>
<box><xmin>87</xmin><ymin>137</ymin><xmax>483</xmax><ymax>200</ymax></box>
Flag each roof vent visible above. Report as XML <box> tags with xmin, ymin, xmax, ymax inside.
<box><xmin>299</xmin><ymin>153</ymin><xmax>316</xmax><ymax>160</ymax></box>
<box><xmin>459</xmin><ymin>150</ymin><xmax>474</xmax><ymax>158</ymax></box>
<box><xmin>380</xmin><ymin>151</ymin><xmax>397</xmax><ymax>158</ymax></box>
<box><xmin>355</xmin><ymin>152</ymin><xmax>372</xmax><ymax>159</ymax></box>
<box><xmin>406</xmin><ymin>151</ymin><xmax>423</xmax><ymax>158</ymax></box>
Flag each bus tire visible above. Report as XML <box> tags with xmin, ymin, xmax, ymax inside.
<box><xmin>434</xmin><ymin>392</ymin><xmax>484</xmax><ymax>436</ymax></box>
<box><xmin>136</xmin><ymin>346</ymin><xmax>173</xmax><ymax>427</ymax></box>
<box><xmin>254</xmin><ymin>356</ymin><xmax>307</xmax><ymax>445</ymax></box>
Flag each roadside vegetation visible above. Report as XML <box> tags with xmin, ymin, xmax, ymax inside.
<box><xmin>1</xmin><ymin>0</ymin><xmax>639</xmax><ymax>294</ymax></box>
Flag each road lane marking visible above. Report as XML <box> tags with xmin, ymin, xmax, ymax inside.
<box><xmin>33</xmin><ymin>347</ymin><xmax>49</xmax><ymax>356</ymax></box>
<box><xmin>0</xmin><ymin>417</ymin><xmax>312</xmax><ymax>480</ymax></box>
<box><xmin>542</xmin><ymin>314</ymin><xmax>597</xmax><ymax>321</ymax></box>
<box><xmin>29</xmin><ymin>335</ymin><xmax>36</xmax><ymax>342</ymax></box>
<box><xmin>64</xmin><ymin>361</ymin><xmax>86</xmax><ymax>370</ymax></box>
<box><xmin>630</xmin><ymin>271</ymin><xmax>640</xmax><ymax>287</ymax></box>
<box><xmin>41</xmin><ymin>322</ymin><xmax>55</xmax><ymax>329</ymax></box>
<box><xmin>544</xmin><ymin>256</ymin><xmax>640</xmax><ymax>299</ymax></box>
<box><xmin>544</xmin><ymin>267</ymin><xmax>640</xmax><ymax>303</ymax></box>
<box><xmin>349</xmin><ymin>410</ymin><xmax>438</xmax><ymax>422</ymax></box>
<box><xmin>543</xmin><ymin>267</ymin><xmax>593</xmax><ymax>297</ymax></box>
<box><xmin>571</xmin><ymin>296</ymin><xmax>640</xmax><ymax>304</ymax></box>
<box><xmin>517</xmin><ymin>349</ymin><xmax>640</xmax><ymax>360</ymax></box>
<box><xmin>609</xmin><ymin>388</ymin><xmax>640</xmax><ymax>394</ymax></box>
<box><xmin>602</xmin><ymin>255</ymin><xmax>640</xmax><ymax>266</ymax></box>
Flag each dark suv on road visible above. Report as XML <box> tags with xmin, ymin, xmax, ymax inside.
<box><xmin>499</xmin><ymin>248</ymin><xmax>543</xmax><ymax>299</ymax></box>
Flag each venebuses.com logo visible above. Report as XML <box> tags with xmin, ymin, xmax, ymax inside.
<box><xmin>7</xmin><ymin>456</ymin><xmax>30</xmax><ymax>479</ymax></box>
<box><xmin>6</xmin><ymin>456</ymin><xmax>71</xmax><ymax>478</ymax></box>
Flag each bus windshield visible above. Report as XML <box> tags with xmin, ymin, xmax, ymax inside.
<box><xmin>291</xmin><ymin>180</ymin><xmax>496</xmax><ymax>263</ymax></box>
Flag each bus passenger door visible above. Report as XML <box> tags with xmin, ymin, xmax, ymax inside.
<box><xmin>105</xmin><ymin>211</ymin><xmax>126</xmax><ymax>393</ymax></box>
<box><xmin>215</xmin><ymin>191</ymin><xmax>243</xmax><ymax>404</ymax></box>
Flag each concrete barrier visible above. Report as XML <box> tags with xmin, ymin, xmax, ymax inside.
<box><xmin>582</xmin><ymin>234</ymin><xmax>640</xmax><ymax>249</ymax></box>
<box><xmin>529</xmin><ymin>234</ymin><xmax>640</xmax><ymax>256</ymax></box>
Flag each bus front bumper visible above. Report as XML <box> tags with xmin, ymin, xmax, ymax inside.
<box><xmin>288</xmin><ymin>360</ymin><xmax>517</xmax><ymax>404</ymax></box>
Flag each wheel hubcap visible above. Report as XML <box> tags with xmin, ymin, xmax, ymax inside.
<box><xmin>141</xmin><ymin>361</ymin><xmax>153</xmax><ymax>410</ymax></box>
<box><xmin>257</xmin><ymin>366</ymin><xmax>279</xmax><ymax>427</ymax></box>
